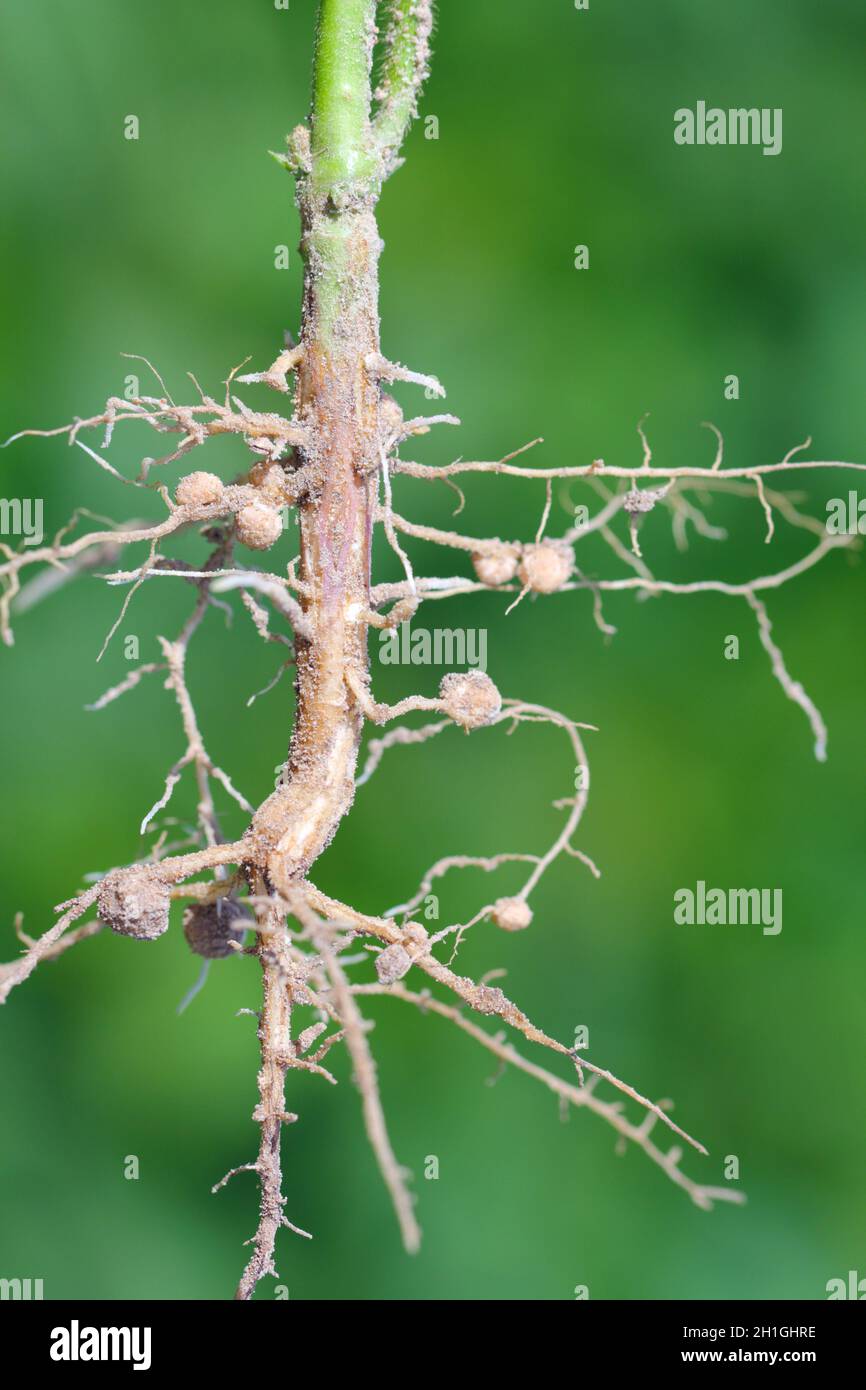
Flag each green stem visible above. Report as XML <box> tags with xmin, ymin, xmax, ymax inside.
<box><xmin>372</xmin><ymin>0</ymin><xmax>433</xmax><ymax>170</ymax></box>
<box><xmin>311</xmin><ymin>0</ymin><xmax>378</xmax><ymax>199</ymax></box>
<box><xmin>303</xmin><ymin>0</ymin><xmax>380</xmax><ymax>343</ymax></box>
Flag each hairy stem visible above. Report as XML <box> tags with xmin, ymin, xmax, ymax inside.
<box><xmin>373</xmin><ymin>1</ymin><xmax>434</xmax><ymax>173</ymax></box>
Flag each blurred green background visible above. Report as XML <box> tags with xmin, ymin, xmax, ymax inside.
<box><xmin>0</xmin><ymin>0</ymin><xmax>864</xmax><ymax>1301</ymax></box>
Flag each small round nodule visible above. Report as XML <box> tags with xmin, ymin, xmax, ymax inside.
<box><xmin>517</xmin><ymin>541</ymin><xmax>574</xmax><ymax>594</ymax></box>
<box><xmin>472</xmin><ymin>548</ymin><xmax>519</xmax><ymax>587</ymax></box>
<box><xmin>374</xmin><ymin>943</ymin><xmax>412</xmax><ymax>985</ymax></box>
<box><xmin>439</xmin><ymin>670</ymin><xmax>502</xmax><ymax>731</ymax></box>
<box><xmin>183</xmin><ymin>900</ymin><xmax>249</xmax><ymax>959</ymax></box>
<box><xmin>402</xmin><ymin>922</ymin><xmax>429</xmax><ymax>949</ymax></box>
<box><xmin>236</xmin><ymin>502</ymin><xmax>283</xmax><ymax>550</ymax></box>
<box><xmin>97</xmin><ymin>866</ymin><xmax>170</xmax><ymax>941</ymax></box>
<box><xmin>175</xmin><ymin>471</ymin><xmax>225</xmax><ymax>509</ymax></box>
<box><xmin>491</xmin><ymin>896</ymin><xmax>533</xmax><ymax>932</ymax></box>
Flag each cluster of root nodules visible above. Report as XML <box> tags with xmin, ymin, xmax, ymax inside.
<box><xmin>4</xmin><ymin>343</ymin><xmax>864</xmax><ymax>1300</ymax></box>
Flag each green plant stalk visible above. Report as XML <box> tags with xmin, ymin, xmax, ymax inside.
<box><xmin>372</xmin><ymin>0</ymin><xmax>432</xmax><ymax>167</ymax></box>
<box><xmin>311</xmin><ymin>0</ymin><xmax>378</xmax><ymax>199</ymax></box>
